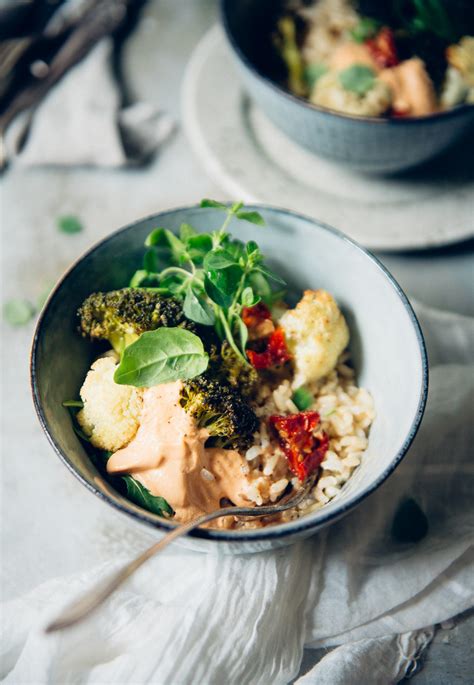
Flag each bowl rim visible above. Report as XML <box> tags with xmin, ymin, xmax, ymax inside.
<box><xmin>220</xmin><ymin>0</ymin><xmax>474</xmax><ymax>126</ymax></box>
<box><xmin>30</xmin><ymin>203</ymin><xmax>429</xmax><ymax>543</ymax></box>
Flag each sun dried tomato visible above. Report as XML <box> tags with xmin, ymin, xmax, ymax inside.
<box><xmin>247</xmin><ymin>328</ymin><xmax>291</xmax><ymax>369</ymax></box>
<box><xmin>366</xmin><ymin>27</ymin><xmax>398</xmax><ymax>68</ymax></box>
<box><xmin>242</xmin><ymin>302</ymin><xmax>272</xmax><ymax>328</ymax></box>
<box><xmin>269</xmin><ymin>411</ymin><xmax>329</xmax><ymax>481</ymax></box>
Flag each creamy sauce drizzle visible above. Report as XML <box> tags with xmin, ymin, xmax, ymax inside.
<box><xmin>107</xmin><ymin>381</ymin><xmax>254</xmax><ymax>525</ymax></box>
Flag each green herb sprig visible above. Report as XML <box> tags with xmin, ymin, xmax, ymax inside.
<box><xmin>128</xmin><ymin>200</ymin><xmax>285</xmax><ymax>368</ymax></box>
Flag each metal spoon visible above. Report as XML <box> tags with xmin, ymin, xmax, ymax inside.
<box><xmin>45</xmin><ymin>475</ymin><xmax>316</xmax><ymax>633</ymax></box>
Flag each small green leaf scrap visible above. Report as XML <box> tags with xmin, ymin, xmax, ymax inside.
<box><xmin>3</xmin><ymin>299</ymin><xmax>35</xmax><ymax>326</ymax></box>
<box><xmin>339</xmin><ymin>65</ymin><xmax>376</xmax><ymax>95</ymax></box>
<box><xmin>57</xmin><ymin>215</ymin><xmax>83</xmax><ymax>234</ymax></box>
<box><xmin>303</xmin><ymin>63</ymin><xmax>328</xmax><ymax>89</ymax></box>
<box><xmin>292</xmin><ymin>387</ymin><xmax>314</xmax><ymax>411</ymax></box>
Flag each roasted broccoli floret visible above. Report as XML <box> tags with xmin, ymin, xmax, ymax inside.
<box><xmin>220</xmin><ymin>342</ymin><xmax>258</xmax><ymax>400</ymax></box>
<box><xmin>78</xmin><ymin>289</ymin><xmax>194</xmax><ymax>354</ymax></box>
<box><xmin>180</xmin><ymin>375</ymin><xmax>258</xmax><ymax>452</ymax></box>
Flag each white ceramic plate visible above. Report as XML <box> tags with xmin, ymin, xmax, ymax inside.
<box><xmin>182</xmin><ymin>27</ymin><xmax>474</xmax><ymax>252</ymax></box>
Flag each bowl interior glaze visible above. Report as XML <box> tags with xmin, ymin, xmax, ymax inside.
<box><xmin>31</xmin><ymin>206</ymin><xmax>427</xmax><ymax>549</ymax></box>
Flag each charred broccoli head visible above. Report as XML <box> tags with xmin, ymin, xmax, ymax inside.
<box><xmin>219</xmin><ymin>342</ymin><xmax>258</xmax><ymax>400</ymax></box>
<box><xmin>78</xmin><ymin>289</ymin><xmax>195</xmax><ymax>354</ymax></box>
<box><xmin>180</xmin><ymin>374</ymin><xmax>258</xmax><ymax>452</ymax></box>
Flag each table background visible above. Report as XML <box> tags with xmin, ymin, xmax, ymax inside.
<box><xmin>1</xmin><ymin>1</ymin><xmax>473</xmax><ymax>682</ymax></box>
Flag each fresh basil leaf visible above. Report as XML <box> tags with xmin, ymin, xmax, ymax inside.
<box><xmin>203</xmin><ymin>248</ymin><xmax>238</xmax><ymax>271</ymax></box>
<box><xmin>204</xmin><ymin>275</ymin><xmax>234</xmax><ymax>308</ymax></box>
<box><xmin>62</xmin><ymin>399</ymin><xmax>84</xmax><ymax>408</ymax></box>
<box><xmin>256</xmin><ymin>264</ymin><xmax>286</xmax><ymax>285</ymax></box>
<box><xmin>122</xmin><ymin>476</ymin><xmax>175</xmax><ymax>518</ymax></box>
<box><xmin>339</xmin><ymin>65</ymin><xmax>375</xmax><ymax>95</ymax></box>
<box><xmin>57</xmin><ymin>215</ymin><xmax>83</xmax><ymax>234</ymax></box>
<box><xmin>114</xmin><ymin>328</ymin><xmax>209</xmax><ymax>387</ymax></box>
<box><xmin>236</xmin><ymin>316</ymin><xmax>248</xmax><ymax>351</ymax></box>
<box><xmin>183</xmin><ymin>286</ymin><xmax>215</xmax><ymax>326</ymax></box>
<box><xmin>235</xmin><ymin>210</ymin><xmax>265</xmax><ymax>226</ymax></box>
<box><xmin>200</xmin><ymin>198</ymin><xmax>228</xmax><ymax>210</ymax></box>
<box><xmin>304</xmin><ymin>63</ymin><xmax>328</xmax><ymax>89</ymax></box>
<box><xmin>145</xmin><ymin>227</ymin><xmax>168</xmax><ymax>247</ymax></box>
<box><xmin>179</xmin><ymin>223</ymin><xmax>197</xmax><ymax>241</ymax></box>
<box><xmin>292</xmin><ymin>387</ymin><xmax>314</xmax><ymax>411</ymax></box>
<box><xmin>3</xmin><ymin>299</ymin><xmax>35</xmax><ymax>326</ymax></box>
<box><xmin>350</xmin><ymin>17</ymin><xmax>380</xmax><ymax>43</ymax></box>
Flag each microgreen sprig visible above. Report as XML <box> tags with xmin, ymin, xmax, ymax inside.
<box><xmin>128</xmin><ymin>200</ymin><xmax>286</xmax><ymax>366</ymax></box>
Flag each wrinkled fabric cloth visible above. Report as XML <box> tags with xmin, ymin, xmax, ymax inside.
<box><xmin>1</xmin><ymin>303</ymin><xmax>473</xmax><ymax>684</ymax></box>
<box><xmin>4</xmin><ymin>40</ymin><xmax>174</xmax><ymax>168</ymax></box>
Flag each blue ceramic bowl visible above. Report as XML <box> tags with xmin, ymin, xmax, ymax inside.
<box><xmin>221</xmin><ymin>0</ymin><xmax>474</xmax><ymax>174</ymax></box>
<box><xmin>31</xmin><ymin>206</ymin><xmax>428</xmax><ymax>553</ymax></box>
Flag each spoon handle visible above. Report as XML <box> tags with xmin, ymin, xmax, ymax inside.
<box><xmin>45</xmin><ymin>476</ymin><xmax>314</xmax><ymax>633</ymax></box>
<box><xmin>44</xmin><ymin>507</ymin><xmax>234</xmax><ymax>633</ymax></box>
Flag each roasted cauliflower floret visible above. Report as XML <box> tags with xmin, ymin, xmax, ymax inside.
<box><xmin>77</xmin><ymin>356</ymin><xmax>143</xmax><ymax>452</ymax></box>
<box><xmin>447</xmin><ymin>36</ymin><xmax>474</xmax><ymax>87</ymax></box>
<box><xmin>279</xmin><ymin>289</ymin><xmax>349</xmax><ymax>387</ymax></box>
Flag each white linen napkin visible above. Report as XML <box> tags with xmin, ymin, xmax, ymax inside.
<box><xmin>1</xmin><ymin>302</ymin><xmax>473</xmax><ymax>684</ymax></box>
<box><xmin>4</xmin><ymin>40</ymin><xmax>174</xmax><ymax>168</ymax></box>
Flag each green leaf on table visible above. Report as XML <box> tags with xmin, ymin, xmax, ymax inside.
<box><xmin>183</xmin><ymin>285</ymin><xmax>215</xmax><ymax>326</ymax></box>
<box><xmin>3</xmin><ymin>299</ymin><xmax>35</xmax><ymax>326</ymax></box>
<box><xmin>122</xmin><ymin>476</ymin><xmax>175</xmax><ymax>518</ymax></box>
<box><xmin>57</xmin><ymin>215</ymin><xmax>83</xmax><ymax>234</ymax></box>
<box><xmin>339</xmin><ymin>65</ymin><xmax>376</xmax><ymax>96</ymax></box>
<box><xmin>114</xmin><ymin>327</ymin><xmax>209</xmax><ymax>387</ymax></box>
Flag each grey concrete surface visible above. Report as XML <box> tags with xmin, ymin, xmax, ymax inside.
<box><xmin>1</xmin><ymin>0</ymin><xmax>473</xmax><ymax>682</ymax></box>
